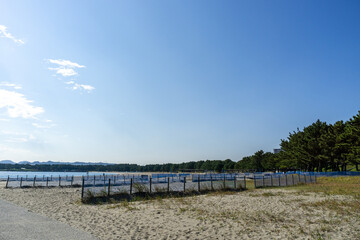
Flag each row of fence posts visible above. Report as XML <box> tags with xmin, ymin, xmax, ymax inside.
<box><xmin>81</xmin><ymin>175</ymin><xmax>247</xmax><ymax>201</ymax></box>
<box><xmin>5</xmin><ymin>175</ymin><xmax>76</xmax><ymax>188</ymax></box>
<box><xmin>254</xmin><ymin>174</ymin><xmax>317</xmax><ymax>188</ymax></box>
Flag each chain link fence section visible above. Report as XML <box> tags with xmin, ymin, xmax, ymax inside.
<box><xmin>81</xmin><ymin>174</ymin><xmax>247</xmax><ymax>201</ymax></box>
<box><xmin>254</xmin><ymin>174</ymin><xmax>316</xmax><ymax>188</ymax></box>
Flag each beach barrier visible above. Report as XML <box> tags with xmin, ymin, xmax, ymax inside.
<box><xmin>81</xmin><ymin>174</ymin><xmax>247</xmax><ymax>201</ymax></box>
<box><xmin>254</xmin><ymin>174</ymin><xmax>316</xmax><ymax>188</ymax></box>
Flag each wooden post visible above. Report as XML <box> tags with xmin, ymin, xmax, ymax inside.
<box><xmin>81</xmin><ymin>177</ymin><xmax>85</xmax><ymax>200</ymax></box>
<box><xmin>43</xmin><ymin>175</ymin><xmax>45</xmax><ymax>181</ymax></box>
<box><xmin>270</xmin><ymin>175</ymin><xmax>273</xmax><ymax>186</ymax></box>
<box><xmin>46</xmin><ymin>177</ymin><xmax>49</xmax><ymax>187</ymax></box>
<box><xmin>94</xmin><ymin>175</ymin><xmax>96</xmax><ymax>186</ymax></box>
<box><xmin>254</xmin><ymin>176</ymin><xmax>257</xmax><ymax>188</ymax></box>
<box><xmin>66</xmin><ymin>175</ymin><xmax>68</xmax><ymax>181</ymax></box>
<box><xmin>183</xmin><ymin>177</ymin><xmax>186</xmax><ymax>192</ymax></box>
<box><xmin>130</xmin><ymin>178</ymin><xmax>133</xmax><ymax>195</ymax></box>
<box><xmin>310</xmin><ymin>174</ymin><xmax>312</xmax><ymax>183</ymax></box>
<box><xmin>71</xmin><ymin>176</ymin><xmax>74</xmax><ymax>186</ymax></box>
<box><xmin>285</xmin><ymin>175</ymin><xmax>288</xmax><ymax>186</ymax></box>
<box><xmin>108</xmin><ymin>178</ymin><xmax>111</xmax><ymax>197</ymax></box>
<box><xmin>20</xmin><ymin>177</ymin><xmax>23</xmax><ymax>188</ymax></box>
<box><xmin>26</xmin><ymin>175</ymin><xmax>28</xmax><ymax>181</ymax></box>
<box><xmin>223</xmin><ymin>175</ymin><xmax>226</xmax><ymax>189</ymax></box>
<box><xmin>59</xmin><ymin>176</ymin><xmax>61</xmax><ymax>187</ymax></box>
<box><xmin>5</xmin><ymin>176</ymin><xmax>9</xmax><ymax>188</ymax></box>
<box><xmin>33</xmin><ymin>176</ymin><xmax>36</xmax><ymax>187</ymax></box>
<box><xmin>150</xmin><ymin>177</ymin><xmax>152</xmax><ymax>193</ymax></box>
<box><xmin>50</xmin><ymin>175</ymin><xmax>52</xmax><ymax>181</ymax></box>
<box><xmin>210</xmin><ymin>175</ymin><xmax>213</xmax><ymax>191</ymax></box>
<box><xmin>243</xmin><ymin>176</ymin><xmax>246</xmax><ymax>189</ymax></box>
<box><xmin>262</xmin><ymin>176</ymin><xmax>265</xmax><ymax>187</ymax></box>
<box><xmin>167</xmin><ymin>177</ymin><xmax>170</xmax><ymax>193</ymax></box>
<box><xmin>314</xmin><ymin>174</ymin><xmax>317</xmax><ymax>183</ymax></box>
<box><xmin>291</xmin><ymin>174</ymin><xmax>294</xmax><ymax>185</ymax></box>
<box><xmin>234</xmin><ymin>176</ymin><xmax>236</xmax><ymax>189</ymax></box>
<box><xmin>198</xmin><ymin>176</ymin><xmax>200</xmax><ymax>192</ymax></box>
<box><xmin>298</xmin><ymin>174</ymin><xmax>300</xmax><ymax>184</ymax></box>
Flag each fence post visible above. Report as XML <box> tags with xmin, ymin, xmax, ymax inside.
<box><xmin>71</xmin><ymin>176</ymin><xmax>74</xmax><ymax>186</ymax></box>
<box><xmin>298</xmin><ymin>174</ymin><xmax>300</xmax><ymax>184</ymax></box>
<box><xmin>285</xmin><ymin>175</ymin><xmax>288</xmax><ymax>186</ymax></box>
<box><xmin>234</xmin><ymin>176</ymin><xmax>236</xmax><ymax>189</ymax></box>
<box><xmin>314</xmin><ymin>174</ymin><xmax>317</xmax><ymax>183</ymax></box>
<box><xmin>167</xmin><ymin>177</ymin><xmax>170</xmax><ymax>193</ymax></box>
<box><xmin>244</xmin><ymin>176</ymin><xmax>246</xmax><ymax>189</ymax></box>
<box><xmin>262</xmin><ymin>176</ymin><xmax>265</xmax><ymax>187</ymax></box>
<box><xmin>59</xmin><ymin>176</ymin><xmax>61</xmax><ymax>187</ymax></box>
<box><xmin>270</xmin><ymin>175</ymin><xmax>273</xmax><ymax>186</ymax></box>
<box><xmin>50</xmin><ymin>175</ymin><xmax>52</xmax><ymax>181</ymax></box>
<box><xmin>254</xmin><ymin>176</ymin><xmax>257</xmax><ymax>188</ymax></box>
<box><xmin>198</xmin><ymin>176</ymin><xmax>200</xmax><ymax>192</ymax></box>
<box><xmin>183</xmin><ymin>177</ymin><xmax>186</xmax><ymax>192</ymax></box>
<box><xmin>26</xmin><ymin>175</ymin><xmax>28</xmax><ymax>181</ymax></box>
<box><xmin>108</xmin><ymin>178</ymin><xmax>111</xmax><ymax>197</ymax></box>
<box><xmin>210</xmin><ymin>175</ymin><xmax>213</xmax><ymax>191</ymax></box>
<box><xmin>46</xmin><ymin>177</ymin><xmax>49</xmax><ymax>187</ymax></box>
<box><xmin>33</xmin><ymin>176</ymin><xmax>36</xmax><ymax>187</ymax></box>
<box><xmin>5</xmin><ymin>176</ymin><xmax>9</xmax><ymax>188</ymax></box>
<box><xmin>150</xmin><ymin>177</ymin><xmax>152</xmax><ymax>194</ymax></box>
<box><xmin>223</xmin><ymin>175</ymin><xmax>226</xmax><ymax>189</ymax></box>
<box><xmin>81</xmin><ymin>177</ymin><xmax>85</xmax><ymax>201</ymax></box>
<box><xmin>20</xmin><ymin>177</ymin><xmax>23</xmax><ymax>188</ymax></box>
<box><xmin>130</xmin><ymin>178</ymin><xmax>133</xmax><ymax>195</ymax></box>
<box><xmin>292</xmin><ymin>174</ymin><xmax>294</xmax><ymax>185</ymax></box>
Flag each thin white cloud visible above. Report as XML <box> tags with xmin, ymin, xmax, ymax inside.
<box><xmin>0</xmin><ymin>89</ymin><xmax>44</xmax><ymax>119</ymax></box>
<box><xmin>0</xmin><ymin>82</ymin><xmax>22</xmax><ymax>89</ymax></box>
<box><xmin>1</xmin><ymin>131</ymin><xmax>36</xmax><ymax>143</ymax></box>
<box><xmin>48</xmin><ymin>67</ymin><xmax>77</xmax><ymax>77</ymax></box>
<box><xmin>47</xmin><ymin>59</ymin><xmax>95</xmax><ymax>93</ymax></box>
<box><xmin>48</xmin><ymin>59</ymin><xmax>85</xmax><ymax>69</ymax></box>
<box><xmin>47</xmin><ymin>59</ymin><xmax>85</xmax><ymax>77</ymax></box>
<box><xmin>71</xmin><ymin>83</ymin><xmax>95</xmax><ymax>92</ymax></box>
<box><xmin>0</xmin><ymin>25</ymin><xmax>24</xmax><ymax>45</ymax></box>
<box><xmin>32</xmin><ymin>123</ymin><xmax>56</xmax><ymax>129</ymax></box>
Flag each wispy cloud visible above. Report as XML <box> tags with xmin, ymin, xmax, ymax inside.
<box><xmin>32</xmin><ymin>122</ymin><xmax>56</xmax><ymax>129</ymax></box>
<box><xmin>0</xmin><ymin>89</ymin><xmax>44</xmax><ymax>119</ymax></box>
<box><xmin>2</xmin><ymin>131</ymin><xmax>36</xmax><ymax>143</ymax></box>
<box><xmin>48</xmin><ymin>59</ymin><xmax>95</xmax><ymax>93</ymax></box>
<box><xmin>47</xmin><ymin>59</ymin><xmax>85</xmax><ymax>77</ymax></box>
<box><xmin>65</xmin><ymin>81</ymin><xmax>95</xmax><ymax>92</ymax></box>
<box><xmin>0</xmin><ymin>82</ymin><xmax>22</xmax><ymax>90</ymax></box>
<box><xmin>0</xmin><ymin>25</ymin><xmax>24</xmax><ymax>45</ymax></box>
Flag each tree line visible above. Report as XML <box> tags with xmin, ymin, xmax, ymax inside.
<box><xmin>1</xmin><ymin>111</ymin><xmax>359</xmax><ymax>173</ymax></box>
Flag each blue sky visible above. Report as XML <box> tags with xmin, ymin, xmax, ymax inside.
<box><xmin>0</xmin><ymin>1</ymin><xmax>359</xmax><ymax>164</ymax></box>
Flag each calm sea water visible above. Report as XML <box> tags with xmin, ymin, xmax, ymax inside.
<box><xmin>0</xmin><ymin>171</ymin><xmax>112</xmax><ymax>180</ymax></box>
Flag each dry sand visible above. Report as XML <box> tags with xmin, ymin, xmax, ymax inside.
<box><xmin>0</xmin><ymin>182</ymin><xmax>359</xmax><ymax>240</ymax></box>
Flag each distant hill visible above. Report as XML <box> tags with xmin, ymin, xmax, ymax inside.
<box><xmin>1</xmin><ymin>160</ymin><xmax>113</xmax><ymax>166</ymax></box>
<box><xmin>0</xmin><ymin>160</ymin><xmax>15</xmax><ymax>164</ymax></box>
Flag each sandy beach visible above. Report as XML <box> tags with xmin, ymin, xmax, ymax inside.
<box><xmin>0</xmin><ymin>181</ymin><xmax>359</xmax><ymax>240</ymax></box>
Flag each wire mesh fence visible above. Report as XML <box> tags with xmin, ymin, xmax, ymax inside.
<box><xmin>81</xmin><ymin>174</ymin><xmax>247</xmax><ymax>201</ymax></box>
<box><xmin>254</xmin><ymin>174</ymin><xmax>316</xmax><ymax>188</ymax></box>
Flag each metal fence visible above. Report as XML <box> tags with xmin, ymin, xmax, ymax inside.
<box><xmin>254</xmin><ymin>174</ymin><xmax>316</xmax><ymax>188</ymax></box>
<box><xmin>5</xmin><ymin>175</ymin><xmax>85</xmax><ymax>188</ymax></box>
<box><xmin>81</xmin><ymin>174</ymin><xmax>247</xmax><ymax>200</ymax></box>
